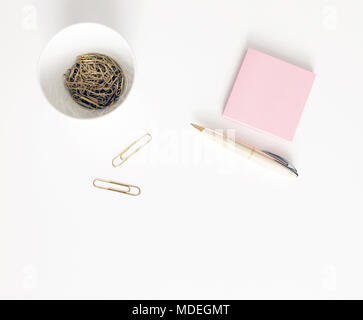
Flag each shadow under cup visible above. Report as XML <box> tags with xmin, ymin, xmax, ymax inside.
<box><xmin>38</xmin><ymin>23</ymin><xmax>135</xmax><ymax>119</ymax></box>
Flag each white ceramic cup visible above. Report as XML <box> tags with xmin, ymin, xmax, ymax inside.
<box><xmin>38</xmin><ymin>23</ymin><xmax>135</xmax><ymax>119</ymax></box>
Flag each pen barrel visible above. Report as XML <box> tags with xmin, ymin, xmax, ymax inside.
<box><xmin>203</xmin><ymin>129</ymin><xmax>296</xmax><ymax>177</ymax></box>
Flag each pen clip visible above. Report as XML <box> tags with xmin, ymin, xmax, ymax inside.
<box><xmin>261</xmin><ymin>151</ymin><xmax>298</xmax><ymax>176</ymax></box>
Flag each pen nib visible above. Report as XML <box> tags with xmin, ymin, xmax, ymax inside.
<box><xmin>190</xmin><ymin>123</ymin><xmax>205</xmax><ymax>132</ymax></box>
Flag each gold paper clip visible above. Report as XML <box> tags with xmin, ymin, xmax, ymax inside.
<box><xmin>112</xmin><ymin>133</ymin><xmax>152</xmax><ymax>168</ymax></box>
<box><xmin>93</xmin><ymin>178</ymin><xmax>141</xmax><ymax>196</ymax></box>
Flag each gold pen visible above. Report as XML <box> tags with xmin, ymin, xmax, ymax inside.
<box><xmin>191</xmin><ymin>123</ymin><xmax>298</xmax><ymax>177</ymax></box>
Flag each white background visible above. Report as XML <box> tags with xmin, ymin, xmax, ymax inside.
<box><xmin>1</xmin><ymin>0</ymin><xmax>363</xmax><ymax>299</ymax></box>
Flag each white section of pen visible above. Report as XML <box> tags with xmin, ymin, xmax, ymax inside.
<box><xmin>191</xmin><ymin>123</ymin><xmax>297</xmax><ymax>178</ymax></box>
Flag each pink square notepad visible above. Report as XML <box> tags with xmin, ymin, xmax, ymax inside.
<box><xmin>223</xmin><ymin>48</ymin><xmax>315</xmax><ymax>141</ymax></box>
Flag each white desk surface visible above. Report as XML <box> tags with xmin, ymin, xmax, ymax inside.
<box><xmin>1</xmin><ymin>0</ymin><xmax>363</xmax><ymax>299</ymax></box>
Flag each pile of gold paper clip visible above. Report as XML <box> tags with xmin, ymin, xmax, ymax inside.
<box><xmin>64</xmin><ymin>53</ymin><xmax>125</xmax><ymax>110</ymax></box>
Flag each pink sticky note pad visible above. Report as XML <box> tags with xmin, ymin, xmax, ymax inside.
<box><xmin>223</xmin><ymin>48</ymin><xmax>315</xmax><ymax>141</ymax></box>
